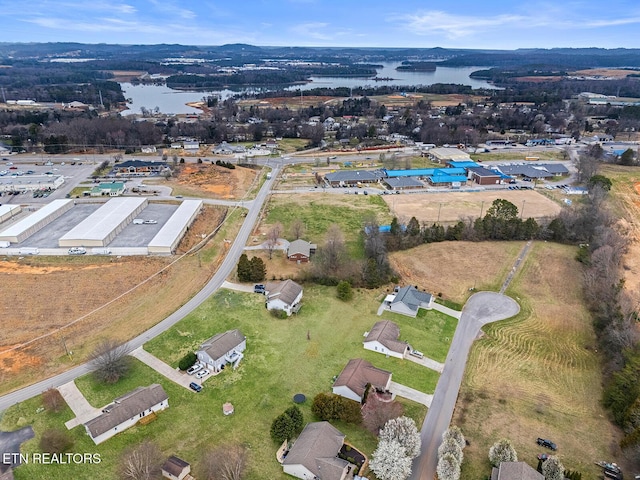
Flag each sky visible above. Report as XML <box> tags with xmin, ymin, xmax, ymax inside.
<box><xmin>1</xmin><ymin>0</ymin><xmax>640</xmax><ymax>49</ymax></box>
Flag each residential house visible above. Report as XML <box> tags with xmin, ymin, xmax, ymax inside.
<box><xmin>384</xmin><ymin>286</ymin><xmax>433</xmax><ymax>318</ymax></box>
<box><xmin>363</xmin><ymin>321</ymin><xmax>409</xmax><ymax>359</ymax></box>
<box><xmin>162</xmin><ymin>456</ymin><xmax>192</xmax><ymax>480</ymax></box>
<box><xmin>282</xmin><ymin>422</ymin><xmax>355</xmax><ymax>480</ymax></box>
<box><xmin>196</xmin><ymin>329</ymin><xmax>246</xmax><ymax>372</ymax></box>
<box><xmin>183</xmin><ymin>141</ymin><xmax>200</xmax><ymax>151</ymax></box>
<box><xmin>141</xmin><ymin>146</ymin><xmax>157</xmax><ymax>154</ymax></box>
<box><xmin>213</xmin><ymin>142</ymin><xmax>246</xmax><ymax>155</ymax></box>
<box><xmin>265</xmin><ymin>279</ymin><xmax>303</xmax><ymax>316</ymax></box>
<box><xmin>491</xmin><ymin>462</ymin><xmax>544</xmax><ymax>480</ymax></box>
<box><xmin>287</xmin><ymin>239</ymin><xmax>317</xmax><ymax>263</ymax></box>
<box><xmin>113</xmin><ymin>160</ymin><xmax>169</xmax><ymax>176</ymax></box>
<box><xmin>332</xmin><ymin>358</ymin><xmax>392</xmax><ymax>403</ymax></box>
<box><xmin>90</xmin><ymin>181</ymin><xmax>126</xmax><ymax>197</ymax></box>
<box><xmin>83</xmin><ymin>384</ymin><xmax>168</xmax><ymax>444</ymax></box>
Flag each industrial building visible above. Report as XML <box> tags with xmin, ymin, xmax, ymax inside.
<box><xmin>0</xmin><ymin>199</ymin><xmax>73</xmax><ymax>243</ymax></box>
<box><xmin>0</xmin><ymin>174</ymin><xmax>64</xmax><ymax>193</ymax></box>
<box><xmin>0</xmin><ymin>204</ymin><xmax>21</xmax><ymax>224</ymax></box>
<box><xmin>59</xmin><ymin>197</ymin><xmax>148</xmax><ymax>247</ymax></box>
<box><xmin>147</xmin><ymin>200</ymin><xmax>202</xmax><ymax>254</ymax></box>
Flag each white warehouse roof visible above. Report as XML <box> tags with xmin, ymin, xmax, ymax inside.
<box><xmin>0</xmin><ymin>204</ymin><xmax>21</xmax><ymax>222</ymax></box>
<box><xmin>59</xmin><ymin>197</ymin><xmax>148</xmax><ymax>247</ymax></box>
<box><xmin>148</xmin><ymin>200</ymin><xmax>202</xmax><ymax>254</ymax></box>
<box><xmin>0</xmin><ymin>199</ymin><xmax>73</xmax><ymax>243</ymax></box>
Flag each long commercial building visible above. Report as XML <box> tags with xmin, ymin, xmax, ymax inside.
<box><xmin>0</xmin><ymin>204</ymin><xmax>21</xmax><ymax>224</ymax></box>
<box><xmin>59</xmin><ymin>197</ymin><xmax>148</xmax><ymax>247</ymax></box>
<box><xmin>148</xmin><ymin>200</ymin><xmax>203</xmax><ymax>254</ymax></box>
<box><xmin>0</xmin><ymin>199</ymin><xmax>73</xmax><ymax>243</ymax></box>
<box><xmin>0</xmin><ymin>174</ymin><xmax>64</xmax><ymax>192</ymax></box>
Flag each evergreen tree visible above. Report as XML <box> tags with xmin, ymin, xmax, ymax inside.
<box><xmin>249</xmin><ymin>256</ymin><xmax>266</xmax><ymax>282</ymax></box>
<box><xmin>237</xmin><ymin>254</ymin><xmax>251</xmax><ymax>282</ymax></box>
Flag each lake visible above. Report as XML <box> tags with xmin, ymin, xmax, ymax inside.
<box><xmin>120</xmin><ymin>62</ymin><xmax>496</xmax><ymax>115</ymax></box>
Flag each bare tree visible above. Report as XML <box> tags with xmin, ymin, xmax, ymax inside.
<box><xmin>575</xmin><ymin>150</ymin><xmax>600</xmax><ymax>183</ymax></box>
<box><xmin>200</xmin><ymin>444</ymin><xmax>248</xmax><ymax>480</ymax></box>
<box><xmin>315</xmin><ymin>224</ymin><xmax>346</xmax><ymax>275</ymax></box>
<box><xmin>119</xmin><ymin>440</ymin><xmax>163</xmax><ymax>480</ymax></box>
<box><xmin>290</xmin><ymin>219</ymin><xmax>306</xmax><ymax>240</ymax></box>
<box><xmin>42</xmin><ymin>388</ymin><xmax>66</xmax><ymax>413</ymax></box>
<box><xmin>266</xmin><ymin>222</ymin><xmax>283</xmax><ymax>259</ymax></box>
<box><xmin>362</xmin><ymin>394</ymin><xmax>404</xmax><ymax>435</ymax></box>
<box><xmin>89</xmin><ymin>339</ymin><xmax>131</xmax><ymax>384</ymax></box>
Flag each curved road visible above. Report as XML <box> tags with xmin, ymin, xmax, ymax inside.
<box><xmin>409</xmin><ymin>291</ymin><xmax>520</xmax><ymax>480</ymax></box>
<box><xmin>0</xmin><ymin>163</ymin><xmax>279</xmax><ymax>412</ymax></box>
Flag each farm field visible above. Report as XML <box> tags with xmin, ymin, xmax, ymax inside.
<box><xmin>451</xmin><ymin>242</ymin><xmax>621</xmax><ymax>479</ymax></box>
<box><xmin>382</xmin><ymin>189</ymin><xmax>561</xmax><ymax>225</ymax></box>
<box><xmin>470</xmin><ymin>150</ymin><xmax>566</xmax><ymax>162</ymax></box>
<box><xmin>0</xmin><ymin>206</ymin><xmax>239</xmax><ymax>396</ymax></box>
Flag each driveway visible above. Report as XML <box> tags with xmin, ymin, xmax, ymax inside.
<box><xmin>0</xmin><ymin>425</ymin><xmax>34</xmax><ymax>469</ymax></box>
<box><xmin>129</xmin><ymin>347</ymin><xmax>193</xmax><ymax>390</ymax></box>
<box><xmin>221</xmin><ymin>281</ymin><xmax>256</xmax><ymax>293</ymax></box>
<box><xmin>405</xmin><ymin>354</ymin><xmax>444</xmax><ymax>373</ymax></box>
<box><xmin>58</xmin><ymin>381</ymin><xmax>102</xmax><ymax>429</ymax></box>
<box><xmin>389</xmin><ymin>381</ymin><xmax>433</xmax><ymax>408</ymax></box>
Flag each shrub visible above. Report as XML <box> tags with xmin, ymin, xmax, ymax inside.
<box><xmin>270</xmin><ymin>309</ymin><xmax>288</xmax><ymax>319</ymax></box>
<box><xmin>40</xmin><ymin>429</ymin><xmax>74</xmax><ymax>454</ymax></box>
<box><xmin>336</xmin><ymin>280</ymin><xmax>353</xmax><ymax>301</ymax></box>
<box><xmin>178</xmin><ymin>352</ymin><xmax>197</xmax><ymax>371</ymax></box>
<box><xmin>311</xmin><ymin>393</ymin><xmax>361</xmax><ymax>424</ymax></box>
<box><xmin>270</xmin><ymin>412</ymin><xmax>295</xmax><ymax>443</ymax></box>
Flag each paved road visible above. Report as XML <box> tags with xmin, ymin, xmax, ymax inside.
<box><xmin>409</xmin><ymin>291</ymin><xmax>520</xmax><ymax>480</ymax></box>
<box><xmin>0</xmin><ymin>163</ymin><xmax>279</xmax><ymax>413</ymax></box>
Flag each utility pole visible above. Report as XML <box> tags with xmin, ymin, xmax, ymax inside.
<box><xmin>521</xmin><ymin>200</ymin><xmax>526</xmax><ymax>219</ymax></box>
<box><xmin>437</xmin><ymin>203</ymin><xmax>443</xmax><ymax>223</ymax></box>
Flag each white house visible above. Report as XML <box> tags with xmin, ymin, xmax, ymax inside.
<box><xmin>265</xmin><ymin>279</ymin><xmax>303</xmax><ymax>316</ymax></box>
<box><xmin>384</xmin><ymin>286</ymin><xmax>433</xmax><ymax>318</ymax></box>
<box><xmin>282</xmin><ymin>422</ymin><xmax>354</xmax><ymax>480</ymax></box>
<box><xmin>332</xmin><ymin>358</ymin><xmax>392</xmax><ymax>403</ymax></box>
<box><xmin>83</xmin><ymin>384</ymin><xmax>168</xmax><ymax>445</ymax></box>
<box><xmin>196</xmin><ymin>329</ymin><xmax>246</xmax><ymax>372</ymax></box>
<box><xmin>363</xmin><ymin>320</ymin><xmax>409</xmax><ymax>359</ymax></box>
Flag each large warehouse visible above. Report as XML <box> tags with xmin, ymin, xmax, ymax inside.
<box><xmin>0</xmin><ymin>204</ymin><xmax>21</xmax><ymax>224</ymax></box>
<box><xmin>0</xmin><ymin>199</ymin><xmax>73</xmax><ymax>243</ymax></box>
<box><xmin>0</xmin><ymin>174</ymin><xmax>64</xmax><ymax>193</ymax></box>
<box><xmin>59</xmin><ymin>197</ymin><xmax>148</xmax><ymax>247</ymax></box>
<box><xmin>147</xmin><ymin>200</ymin><xmax>203</xmax><ymax>254</ymax></box>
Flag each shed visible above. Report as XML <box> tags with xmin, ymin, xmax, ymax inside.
<box><xmin>162</xmin><ymin>455</ymin><xmax>191</xmax><ymax>480</ymax></box>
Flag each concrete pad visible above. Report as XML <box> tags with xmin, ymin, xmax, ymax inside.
<box><xmin>405</xmin><ymin>354</ymin><xmax>444</xmax><ymax>373</ymax></box>
<box><xmin>221</xmin><ymin>281</ymin><xmax>255</xmax><ymax>293</ymax></box>
<box><xmin>389</xmin><ymin>381</ymin><xmax>433</xmax><ymax>408</ymax></box>
<box><xmin>129</xmin><ymin>347</ymin><xmax>193</xmax><ymax>390</ymax></box>
<box><xmin>58</xmin><ymin>381</ymin><xmax>101</xmax><ymax>429</ymax></box>
<box><xmin>430</xmin><ymin>302</ymin><xmax>462</xmax><ymax>319</ymax></box>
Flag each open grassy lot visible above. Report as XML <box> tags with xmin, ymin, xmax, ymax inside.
<box><xmin>452</xmin><ymin>242</ymin><xmax>621</xmax><ymax>479</ymax></box>
<box><xmin>257</xmin><ymin>193</ymin><xmax>392</xmax><ymax>257</ymax></box>
<box><xmin>470</xmin><ymin>150</ymin><xmax>566</xmax><ymax>162</ymax></box>
<box><xmin>3</xmin><ymin>285</ymin><xmax>449</xmax><ymax>479</ymax></box>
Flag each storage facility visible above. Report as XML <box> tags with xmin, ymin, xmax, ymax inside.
<box><xmin>147</xmin><ymin>200</ymin><xmax>203</xmax><ymax>254</ymax></box>
<box><xmin>0</xmin><ymin>199</ymin><xmax>73</xmax><ymax>243</ymax></box>
<box><xmin>0</xmin><ymin>204</ymin><xmax>21</xmax><ymax>224</ymax></box>
<box><xmin>59</xmin><ymin>197</ymin><xmax>148</xmax><ymax>247</ymax></box>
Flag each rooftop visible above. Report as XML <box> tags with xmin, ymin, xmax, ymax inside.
<box><xmin>200</xmin><ymin>329</ymin><xmax>246</xmax><ymax>361</ymax></box>
<box><xmin>333</xmin><ymin>358</ymin><xmax>392</xmax><ymax>398</ymax></box>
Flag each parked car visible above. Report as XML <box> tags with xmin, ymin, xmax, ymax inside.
<box><xmin>254</xmin><ymin>284</ymin><xmax>266</xmax><ymax>294</ymax></box>
<box><xmin>195</xmin><ymin>369</ymin><xmax>210</xmax><ymax>379</ymax></box>
<box><xmin>409</xmin><ymin>349</ymin><xmax>424</xmax><ymax>359</ymax></box>
<box><xmin>186</xmin><ymin>363</ymin><xmax>203</xmax><ymax>375</ymax></box>
<box><xmin>142</xmin><ymin>219</ymin><xmax>157</xmax><ymax>224</ymax></box>
<box><xmin>189</xmin><ymin>382</ymin><xmax>202</xmax><ymax>392</ymax></box>
<box><xmin>536</xmin><ymin>438</ymin><xmax>557</xmax><ymax>450</ymax></box>
<box><xmin>68</xmin><ymin>247</ymin><xmax>86</xmax><ymax>255</ymax></box>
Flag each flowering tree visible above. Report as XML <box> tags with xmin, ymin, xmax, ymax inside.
<box><xmin>542</xmin><ymin>456</ymin><xmax>565</xmax><ymax>480</ymax></box>
<box><xmin>489</xmin><ymin>438</ymin><xmax>518</xmax><ymax>467</ymax></box>
<box><xmin>369</xmin><ymin>440</ymin><xmax>413</xmax><ymax>480</ymax></box>
<box><xmin>442</xmin><ymin>426</ymin><xmax>466</xmax><ymax>450</ymax></box>
<box><xmin>379</xmin><ymin>416</ymin><xmax>421</xmax><ymax>459</ymax></box>
<box><xmin>436</xmin><ymin>452</ymin><xmax>461</xmax><ymax>480</ymax></box>
<box><xmin>438</xmin><ymin>437</ymin><xmax>463</xmax><ymax>464</ymax></box>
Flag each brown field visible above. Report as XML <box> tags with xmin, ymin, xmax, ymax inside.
<box><xmin>572</xmin><ymin>68</ymin><xmax>639</xmax><ymax>78</ymax></box>
<box><xmin>382</xmin><ymin>190</ymin><xmax>561</xmax><ymax>225</ymax></box>
<box><xmin>150</xmin><ymin>163</ymin><xmax>259</xmax><ymax>199</ymax></box>
<box><xmin>237</xmin><ymin>95</ymin><xmax>341</xmax><ymax>109</ymax></box>
<box><xmin>107</xmin><ymin>70</ymin><xmax>146</xmax><ymax>81</ymax></box>
<box><xmin>452</xmin><ymin>242</ymin><xmax>622</xmax><ymax>479</ymax></box>
<box><xmin>389</xmin><ymin>241</ymin><xmax>525</xmax><ymax>303</ymax></box>
<box><xmin>0</xmin><ymin>206</ymin><xmax>232</xmax><ymax>394</ymax></box>
<box><xmin>371</xmin><ymin>93</ymin><xmax>486</xmax><ymax>107</ymax></box>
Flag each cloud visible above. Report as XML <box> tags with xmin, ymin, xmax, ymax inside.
<box><xmin>290</xmin><ymin>22</ymin><xmax>332</xmax><ymax>41</ymax></box>
<box><xmin>147</xmin><ymin>0</ymin><xmax>196</xmax><ymax>20</ymax></box>
<box><xmin>397</xmin><ymin>10</ymin><xmax>526</xmax><ymax>39</ymax></box>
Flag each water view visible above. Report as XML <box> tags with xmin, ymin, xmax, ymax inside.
<box><xmin>120</xmin><ymin>62</ymin><xmax>496</xmax><ymax>115</ymax></box>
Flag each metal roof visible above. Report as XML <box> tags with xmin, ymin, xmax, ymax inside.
<box><xmin>148</xmin><ymin>200</ymin><xmax>202</xmax><ymax>250</ymax></box>
<box><xmin>385</xmin><ymin>167</ymin><xmax>466</xmax><ymax>178</ymax></box>
<box><xmin>0</xmin><ymin>199</ymin><xmax>72</xmax><ymax>238</ymax></box>
<box><xmin>325</xmin><ymin>170</ymin><xmax>379</xmax><ymax>182</ymax></box>
<box><xmin>384</xmin><ymin>177</ymin><xmax>424</xmax><ymax>188</ymax></box>
<box><xmin>428</xmin><ymin>174</ymin><xmax>467</xmax><ymax>183</ymax></box>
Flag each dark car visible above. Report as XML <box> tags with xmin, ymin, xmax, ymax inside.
<box><xmin>254</xmin><ymin>284</ymin><xmax>266</xmax><ymax>294</ymax></box>
<box><xmin>189</xmin><ymin>382</ymin><xmax>202</xmax><ymax>392</ymax></box>
<box><xmin>536</xmin><ymin>438</ymin><xmax>557</xmax><ymax>450</ymax></box>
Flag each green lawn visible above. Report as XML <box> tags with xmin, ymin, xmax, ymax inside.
<box><xmin>3</xmin><ymin>285</ymin><xmax>454</xmax><ymax>479</ymax></box>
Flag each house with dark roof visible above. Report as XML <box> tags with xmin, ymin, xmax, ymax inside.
<box><xmin>383</xmin><ymin>177</ymin><xmax>424</xmax><ymax>190</ymax></box>
<box><xmin>385</xmin><ymin>286</ymin><xmax>433</xmax><ymax>317</ymax></box>
<box><xmin>287</xmin><ymin>239</ymin><xmax>317</xmax><ymax>263</ymax></box>
<box><xmin>113</xmin><ymin>160</ymin><xmax>170</xmax><ymax>176</ymax></box>
<box><xmin>265</xmin><ymin>279</ymin><xmax>303</xmax><ymax>315</ymax></box>
<box><xmin>468</xmin><ymin>166</ymin><xmax>503</xmax><ymax>185</ymax></box>
<box><xmin>332</xmin><ymin>358</ymin><xmax>392</xmax><ymax>403</ymax></box>
<box><xmin>162</xmin><ymin>456</ymin><xmax>192</xmax><ymax>480</ymax></box>
<box><xmin>324</xmin><ymin>170</ymin><xmax>379</xmax><ymax>187</ymax></box>
<box><xmin>196</xmin><ymin>329</ymin><xmax>246</xmax><ymax>372</ymax></box>
<box><xmin>83</xmin><ymin>384</ymin><xmax>168</xmax><ymax>444</ymax></box>
<box><xmin>282</xmin><ymin>422</ymin><xmax>355</xmax><ymax>480</ymax></box>
<box><xmin>491</xmin><ymin>462</ymin><xmax>544</xmax><ymax>480</ymax></box>
<box><xmin>363</xmin><ymin>320</ymin><xmax>409</xmax><ymax>359</ymax></box>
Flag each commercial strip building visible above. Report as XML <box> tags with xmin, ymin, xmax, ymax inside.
<box><xmin>147</xmin><ymin>200</ymin><xmax>203</xmax><ymax>254</ymax></box>
<box><xmin>0</xmin><ymin>174</ymin><xmax>64</xmax><ymax>193</ymax></box>
<box><xmin>0</xmin><ymin>199</ymin><xmax>73</xmax><ymax>244</ymax></box>
<box><xmin>59</xmin><ymin>197</ymin><xmax>148</xmax><ymax>247</ymax></box>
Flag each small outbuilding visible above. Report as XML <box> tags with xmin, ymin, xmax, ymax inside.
<box><xmin>162</xmin><ymin>455</ymin><xmax>191</xmax><ymax>480</ymax></box>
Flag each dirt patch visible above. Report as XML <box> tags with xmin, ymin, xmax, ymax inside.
<box><xmin>382</xmin><ymin>190</ymin><xmax>561</xmax><ymax>225</ymax></box>
<box><xmin>513</xmin><ymin>76</ymin><xmax>564</xmax><ymax>83</ymax></box>
<box><xmin>572</xmin><ymin>68</ymin><xmax>638</xmax><ymax>78</ymax></box>
<box><xmin>175</xmin><ymin>205</ymin><xmax>227</xmax><ymax>253</ymax></box>
<box><xmin>161</xmin><ymin>164</ymin><xmax>258</xmax><ymax>199</ymax></box>
<box><xmin>238</xmin><ymin>95</ymin><xmax>340</xmax><ymax>109</ymax></box>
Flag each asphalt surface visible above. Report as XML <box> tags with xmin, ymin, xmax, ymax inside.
<box><xmin>0</xmin><ymin>426</ymin><xmax>34</xmax><ymax>470</ymax></box>
<box><xmin>0</xmin><ymin>163</ymin><xmax>279</xmax><ymax>413</ymax></box>
<box><xmin>409</xmin><ymin>291</ymin><xmax>520</xmax><ymax>480</ymax></box>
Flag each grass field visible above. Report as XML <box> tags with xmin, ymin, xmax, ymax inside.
<box><xmin>2</xmin><ymin>285</ymin><xmax>450</xmax><ymax>479</ymax></box>
<box><xmin>470</xmin><ymin>150</ymin><xmax>566</xmax><ymax>162</ymax></box>
<box><xmin>452</xmin><ymin>242</ymin><xmax>621</xmax><ymax>479</ymax></box>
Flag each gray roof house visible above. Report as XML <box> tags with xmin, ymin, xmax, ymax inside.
<box><xmin>491</xmin><ymin>462</ymin><xmax>544</xmax><ymax>480</ymax></box>
<box><xmin>282</xmin><ymin>422</ymin><xmax>354</xmax><ymax>480</ymax></box>
<box><xmin>386</xmin><ymin>286</ymin><xmax>433</xmax><ymax>317</ymax></box>
<box><xmin>265</xmin><ymin>279</ymin><xmax>303</xmax><ymax>315</ymax></box>
<box><xmin>287</xmin><ymin>239</ymin><xmax>317</xmax><ymax>262</ymax></box>
<box><xmin>197</xmin><ymin>329</ymin><xmax>246</xmax><ymax>372</ymax></box>
<box><xmin>84</xmin><ymin>384</ymin><xmax>168</xmax><ymax>444</ymax></box>
<box><xmin>363</xmin><ymin>320</ymin><xmax>409</xmax><ymax>359</ymax></box>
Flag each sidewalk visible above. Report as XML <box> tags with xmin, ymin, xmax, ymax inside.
<box><xmin>389</xmin><ymin>381</ymin><xmax>433</xmax><ymax>408</ymax></box>
<box><xmin>58</xmin><ymin>381</ymin><xmax>101</xmax><ymax>430</ymax></box>
<box><xmin>129</xmin><ymin>347</ymin><xmax>193</xmax><ymax>390</ymax></box>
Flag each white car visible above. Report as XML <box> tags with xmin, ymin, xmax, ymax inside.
<box><xmin>195</xmin><ymin>369</ymin><xmax>210</xmax><ymax>379</ymax></box>
<box><xmin>186</xmin><ymin>363</ymin><xmax>203</xmax><ymax>375</ymax></box>
<box><xmin>68</xmin><ymin>247</ymin><xmax>86</xmax><ymax>255</ymax></box>
<box><xmin>143</xmin><ymin>219</ymin><xmax>157</xmax><ymax>224</ymax></box>
<box><xmin>409</xmin><ymin>349</ymin><xmax>424</xmax><ymax>359</ymax></box>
